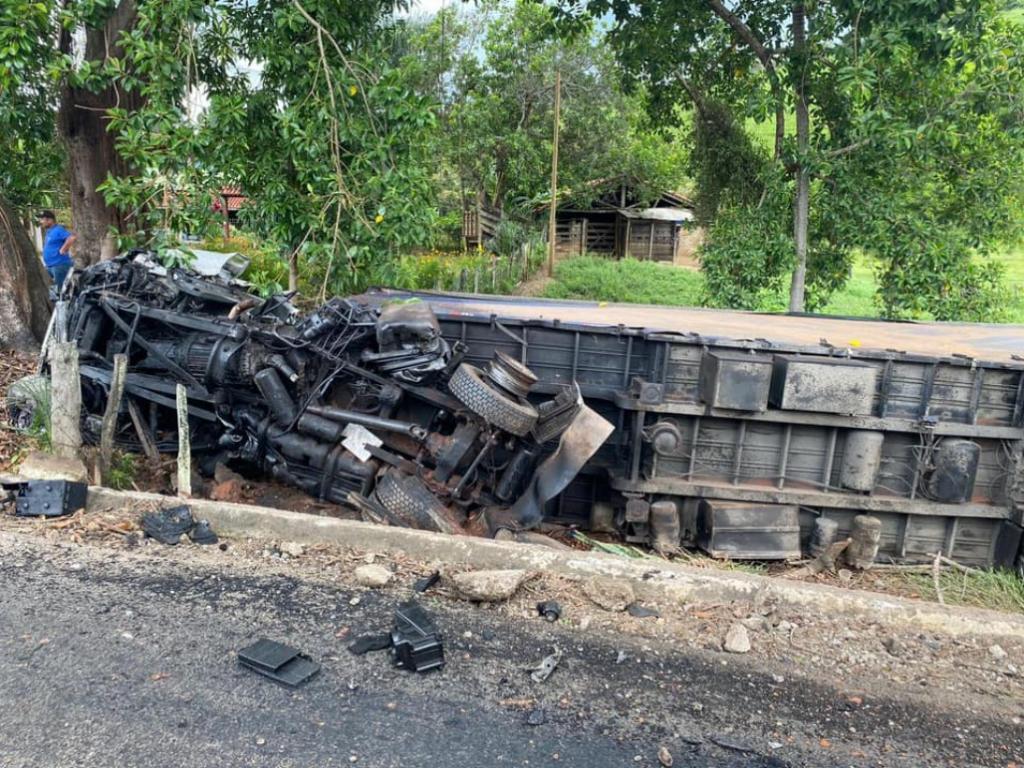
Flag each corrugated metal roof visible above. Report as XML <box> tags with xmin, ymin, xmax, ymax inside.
<box><xmin>620</xmin><ymin>207</ymin><xmax>695</xmax><ymax>222</ymax></box>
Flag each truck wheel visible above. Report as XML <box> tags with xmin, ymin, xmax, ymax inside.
<box><xmin>374</xmin><ymin>471</ymin><xmax>462</xmax><ymax>535</ymax></box>
<box><xmin>448</xmin><ymin>363</ymin><xmax>537</xmax><ymax>437</ymax></box>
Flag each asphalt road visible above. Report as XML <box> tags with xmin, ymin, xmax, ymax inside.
<box><xmin>0</xmin><ymin>531</ymin><xmax>1018</xmax><ymax>768</ymax></box>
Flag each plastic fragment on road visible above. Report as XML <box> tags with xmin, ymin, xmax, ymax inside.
<box><xmin>237</xmin><ymin>638</ymin><xmax>321</xmax><ymax>687</ymax></box>
<box><xmin>390</xmin><ymin>601</ymin><xmax>445</xmax><ymax>673</ymax></box>
<box><xmin>140</xmin><ymin>505</ymin><xmax>197</xmax><ymax>545</ymax></box>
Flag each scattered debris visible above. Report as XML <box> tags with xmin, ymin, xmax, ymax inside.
<box><xmin>390</xmin><ymin>601</ymin><xmax>445</xmax><ymax>673</ymax></box>
<box><xmin>140</xmin><ymin>505</ymin><xmax>196</xmax><ymax>545</ymax></box>
<box><xmin>525</xmin><ymin>708</ymin><xmax>547</xmax><ymax>726</ymax></box>
<box><xmin>237</xmin><ymin>638</ymin><xmax>321</xmax><ymax>687</ymax></box>
<box><xmin>582</xmin><ymin>576</ymin><xmax>635</xmax><ymax>612</ymax></box>
<box><xmin>536</xmin><ymin>600</ymin><xmax>562</xmax><ymax>622</ymax></box>
<box><xmin>348</xmin><ymin>633</ymin><xmax>392</xmax><ymax>656</ymax></box>
<box><xmin>658</xmin><ymin>745</ymin><xmax>673</xmax><ymax>767</ymax></box>
<box><xmin>626</xmin><ymin>603</ymin><xmax>659</xmax><ymax>619</ymax></box>
<box><xmin>188</xmin><ymin>519</ymin><xmax>218</xmax><ymax>545</ymax></box>
<box><xmin>9</xmin><ymin>480</ymin><xmax>87</xmax><ymax>518</ymax></box>
<box><xmin>990</xmin><ymin>644</ymin><xmax>1008</xmax><ymax>661</ymax></box>
<box><xmin>527</xmin><ymin>647</ymin><xmax>562</xmax><ymax>683</ymax></box>
<box><xmin>710</xmin><ymin>735</ymin><xmax>754</xmax><ymax>753</ymax></box>
<box><xmin>412</xmin><ymin>570</ymin><xmax>440</xmax><ymax>593</ymax></box>
<box><xmin>353</xmin><ymin>563</ymin><xmax>393</xmax><ymax>588</ymax></box>
<box><xmin>723</xmin><ymin>623</ymin><xmax>752</xmax><ymax>654</ymax></box>
<box><xmin>447</xmin><ymin>569</ymin><xmax>530</xmax><ymax>602</ymax></box>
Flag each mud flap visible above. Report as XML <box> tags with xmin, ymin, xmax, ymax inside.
<box><xmin>506</xmin><ymin>402</ymin><xmax>614</xmax><ymax>528</ymax></box>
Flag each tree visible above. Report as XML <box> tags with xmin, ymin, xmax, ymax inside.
<box><xmin>561</xmin><ymin>0</ymin><xmax>1024</xmax><ymax>318</ymax></box>
<box><xmin>96</xmin><ymin>0</ymin><xmax>439</xmax><ymax>295</ymax></box>
<box><xmin>445</xmin><ymin>1</ymin><xmax>686</xmax><ymax>217</ymax></box>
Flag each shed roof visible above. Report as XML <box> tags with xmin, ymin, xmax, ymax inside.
<box><xmin>620</xmin><ymin>207</ymin><xmax>695</xmax><ymax>222</ymax></box>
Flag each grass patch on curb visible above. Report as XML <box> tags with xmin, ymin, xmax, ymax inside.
<box><xmin>897</xmin><ymin>568</ymin><xmax>1024</xmax><ymax>614</ymax></box>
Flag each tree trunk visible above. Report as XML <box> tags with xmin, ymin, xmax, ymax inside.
<box><xmin>58</xmin><ymin>0</ymin><xmax>141</xmax><ymax>266</ymax></box>
<box><xmin>0</xmin><ymin>195</ymin><xmax>52</xmax><ymax>352</ymax></box>
<box><xmin>788</xmin><ymin>2</ymin><xmax>810</xmax><ymax>313</ymax></box>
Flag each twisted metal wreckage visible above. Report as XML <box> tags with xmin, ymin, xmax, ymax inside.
<box><xmin>52</xmin><ymin>253</ymin><xmax>613</xmax><ymax>535</ymax></box>
<box><xmin>22</xmin><ymin>252</ymin><xmax>1024</xmax><ymax>569</ymax></box>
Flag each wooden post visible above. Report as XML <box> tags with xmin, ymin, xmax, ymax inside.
<box><xmin>49</xmin><ymin>341</ymin><xmax>82</xmax><ymax>460</ymax></box>
<box><xmin>647</xmin><ymin>222</ymin><xmax>655</xmax><ymax>261</ymax></box>
<box><xmin>288</xmin><ymin>249</ymin><xmax>298</xmax><ymax>292</ymax></box>
<box><xmin>580</xmin><ymin>218</ymin><xmax>588</xmax><ymax>257</ymax></box>
<box><xmin>546</xmin><ymin>70</ymin><xmax>561</xmax><ymax>278</ymax></box>
<box><xmin>522</xmin><ymin>242</ymin><xmax>531</xmax><ymax>281</ymax></box>
<box><xmin>99</xmin><ymin>353</ymin><xmax>128</xmax><ymax>482</ymax></box>
<box><xmin>474</xmin><ymin>268</ymin><xmax>480</xmax><ymax>293</ymax></box>
<box><xmin>176</xmin><ymin>383</ymin><xmax>192</xmax><ymax>498</ymax></box>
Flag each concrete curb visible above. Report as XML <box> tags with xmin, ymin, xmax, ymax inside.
<box><xmin>87</xmin><ymin>487</ymin><xmax>1024</xmax><ymax>639</ymax></box>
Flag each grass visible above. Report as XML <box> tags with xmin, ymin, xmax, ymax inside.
<box><xmin>541</xmin><ymin>256</ymin><xmax>704</xmax><ymax>306</ymax></box>
<box><xmin>899</xmin><ymin>568</ymin><xmax>1024</xmax><ymax>614</ymax></box>
<box><xmin>536</xmin><ymin>248</ymin><xmax>1024</xmax><ymax>323</ymax></box>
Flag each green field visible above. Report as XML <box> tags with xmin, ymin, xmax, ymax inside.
<box><xmin>539</xmin><ymin>247</ymin><xmax>1024</xmax><ymax>323</ymax></box>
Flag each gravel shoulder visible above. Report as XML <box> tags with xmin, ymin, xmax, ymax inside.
<box><xmin>0</xmin><ymin>509</ymin><xmax>1022</xmax><ymax>767</ymax></box>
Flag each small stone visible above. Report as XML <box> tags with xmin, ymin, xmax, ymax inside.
<box><xmin>526</xmin><ymin>708</ymin><xmax>547</xmax><ymax>726</ymax></box>
<box><xmin>767</xmin><ymin>741</ymin><xmax>783</xmax><ymax>750</ymax></box>
<box><xmin>447</xmin><ymin>569</ymin><xmax>529</xmax><ymax>602</ymax></box>
<box><xmin>723</xmin><ymin>623</ymin><xmax>751</xmax><ymax>654</ymax></box>
<box><xmin>255</xmin><ymin>737</ymin><xmax>266</xmax><ymax>746</ymax></box>
<box><xmin>882</xmin><ymin>636</ymin><xmax>904</xmax><ymax>657</ymax></box>
<box><xmin>658</xmin><ymin>745</ymin><xmax>673</xmax><ymax>767</ymax></box>
<box><xmin>776</xmin><ymin>620</ymin><xmax>794</xmax><ymax>632</ymax></box>
<box><xmin>989</xmin><ymin>644</ymin><xmax>1008</xmax><ymax>660</ymax></box>
<box><xmin>771</xmin><ymin>674</ymin><xmax>785</xmax><ymax>684</ymax></box>
<box><xmin>353</xmin><ymin>564</ymin><xmax>392</xmax><ymax>588</ymax></box>
<box><xmin>279</xmin><ymin>541</ymin><xmax>305</xmax><ymax>558</ymax></box>
<box><xmin>578</xmin><ymin>615</ymin><xmax>592</xmax><ymax>631</ymax></box>
<box><xmin>582</xmin><ymin>577</ymin><xmax>635</xmax><ymax>612</ymax></box>
<box><xmin>616</xmin><ymin>650</ymin><xmax>628</xmax><ymax>664</ymax></box>
<box><xmin>740</xmin><ymin>616</ymin><xmax>769</xmax><ymax>632</ymax></box>
<box><xmin>837</xmin><ymin>568</ymin><xmax>853</xmax><ymax>583</ymax></box>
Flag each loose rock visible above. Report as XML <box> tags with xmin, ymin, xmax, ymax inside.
<box><xmin>582</xmin><ymin>576</ymin><xmax>635</xmax><ymax>612</ymax></box>
<box><xmin>658</xmin><ymin>745</ymin><xmax>673</xmax><ymax>767</ymax></box>
<box><xmin>723</xmin><ymin>623</ymin><xmax>751</xmax><ymax>654</ymax></box>
<box><xmin>279</xmin><ymin>541</ymin><xmax>305</xmax><ymax>558</ymax></box>
<box><xmin>989</xmin><ymin>644</ymin><xmax>1008</xmax><ymax>660</ymax></box>
<box><xmin>353</xmin><ymin>564</ymin><xmax>393</xmax><ymax>588</ymax></box>
<box><xmin>447</xmin><ymin>569</ymin><xmax>529</xmax><ymax>602</ymax></box>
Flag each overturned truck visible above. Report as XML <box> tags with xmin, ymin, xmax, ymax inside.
<box><xmin>58</xmin><ymin>254</ymin><xmax>611</xmax><ymax>535</ymax></box>
<box><xmin>41</xmin><ymin>254</ymin><xmax>1024</xmax><ymax>569</ymax></box>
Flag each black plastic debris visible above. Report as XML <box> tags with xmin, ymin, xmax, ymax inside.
<box><xmin>188</xmin><ymin>519</ymin><xmax>218</xmax><ymax>545</ymax></box>
<box><xmin>412</xmin><ymin>570</ymin><xmax>441</xmax><ymax>593</ymax></box>
<box><xmin>348</xmin><ymin>633</ymin><xmax>391</xmax><ymax>656</ymax></box>
<box><xmin>536</xmin><ymin>600</ymin><xmax>562</xmax><ymax>622</ymax></box>
<box><xmin>13</xmin><ymin>480</ymin><xmax>87</xmax><ymax>518</ymax></box>
<box><xmin>390</xmin><ymin>601</ymin><xmax>445</xmax><ymax>673</ymax></box>
<box><xmin>626</xmin><ymin>603</ymin><xmax>660</xmax><ymax>619</ymax></box>
<box><xmin>525</xmin><ymin>708</ymin><xmax>547</xmax><ymax>726</ymax></box>
<box><xmin>237</xmin><ymin>638</ymin><xmax>321</xmax><ymax>688</ymax></box>
<box><xmin>140</xmin><ymin>505</ymin><xmax>196</xmax><ymax>544</ymax></box>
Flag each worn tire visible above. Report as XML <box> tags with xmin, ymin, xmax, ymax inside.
<box><xmin>448</xmin><ymin>363</ymin><xmax>537</xmax><ymax>437</ymax></box>
<box><xmin>374</xmin><ymin>471</ymin><xmax>461</xmax><ymax>534</ymax></box>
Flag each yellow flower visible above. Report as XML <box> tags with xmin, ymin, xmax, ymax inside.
<box><xmin>349</xmin><ymin>85</ymin><xmax>358</xmax><ymax>96</ymax></box>
<box><xmin>375</xmin><ymin>213</ymin><xmax>384</xmax><ymax>224</ymax></box>
<box><xmin>849</xmin><ymin>339</ymin><xmax>861</xmax><ymax>348</ymax></box>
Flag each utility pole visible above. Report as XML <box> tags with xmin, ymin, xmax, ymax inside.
<box><xmin>546</xmin><ymin>70</ymin><xmax>561</xmax><ymax>278</ymax></box>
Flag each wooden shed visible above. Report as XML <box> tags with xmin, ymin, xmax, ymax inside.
<box><xmin>545</xmin><ymin>180</ymin><xmax>695</xmax><ymax>262</ymax></box>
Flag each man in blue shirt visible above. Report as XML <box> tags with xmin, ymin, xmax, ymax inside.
<box><xmin>38</xmin><ymin>210</ymin><xmax>77</xmax><ymax>290</ymax></box>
